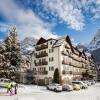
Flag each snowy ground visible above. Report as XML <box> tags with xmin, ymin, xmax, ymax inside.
<box><xmin>0</xmin><ymin>83</ymin><xmax>100</xmax><ymax>100</ymax></box>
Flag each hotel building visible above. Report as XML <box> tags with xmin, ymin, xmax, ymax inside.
<box><xmin>31</xmin><ymin>36</ymin><xmax>97</xmax><ymax>85</ymax></box>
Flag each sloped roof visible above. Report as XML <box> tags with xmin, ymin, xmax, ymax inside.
<box><xmin>36</xmin><ymin>37</ymin><xmax>47</xmax><ymax>45</ymax></box>
<box><xmin>52</xmin><ymin>36</ymin><xmax>74</xmax><ymax>53</ymax></box>
<box><xmin>52</xmin><ymin>36</ymin><xmax>66</xmax><ymax>47</ymax></box>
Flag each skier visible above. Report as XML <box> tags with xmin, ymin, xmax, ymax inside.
<box><xmin>7</xmin><ymin>80</ymin><xmax>14</xmax><ymax>96</ymax></box>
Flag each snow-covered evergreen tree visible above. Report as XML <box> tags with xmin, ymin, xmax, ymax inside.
<box><xmin>0</xmin><ymin>26</ymin><xmax>21</xmax><ymax>79</ymax></box>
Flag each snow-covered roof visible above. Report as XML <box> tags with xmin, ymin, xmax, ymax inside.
<box><xmin>52</xmin><ymin>36</ymin><xmax>66</xmax><ymax>47</ymax></box>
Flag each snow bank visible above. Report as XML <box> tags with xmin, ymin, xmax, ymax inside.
<box><xmin>18</xmin><ymin>85</ymin><xmax>44</xmax><ymax>94</ymax></box>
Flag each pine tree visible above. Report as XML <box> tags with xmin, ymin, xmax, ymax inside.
<box><xmin>53</xmin><ymin>68</ymin><xmax>60</xmax><ymax>84</ymax></box>
<box><xmin>3</xmin><ymin>26</ymin><xmax>21</xmax><ymax>79</ymax></box>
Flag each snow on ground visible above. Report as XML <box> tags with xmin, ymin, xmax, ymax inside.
<box><xmin>31</xmin><ymin>83</ymin><xmax>100</xmax><ymax>100</ymax></box>
<box><xmin>18</xmin><ymin>84</ymin><xmax>45</xmax><ymax>94</ymax></box>
<box><xmin>0</xmin><ymin>83</ymin><xmax>100</xmax><ymax>100</ymax></box>
<box><xmin>16</xmin><ymin>96</ymin><xmax>36</xmax><ymax>100</ymax></box>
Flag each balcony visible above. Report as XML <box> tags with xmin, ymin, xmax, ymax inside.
<box><xmin>68</xmin><ymin>61</ymin><xmax>76</xmax><ymax>67</ymax></box>
<box><xmin>35</xmin><ymin>61</ymin><xmax>48</xmax><ymax>66</ymax></box>
<box><xmin>61</xmin><ymin>51</ymin><xmax>69</xmax><ymax>56</ymax></box>
<box><xmin>35</xmin><ymin>44</ymin><xmax>48</xmax><ymax>51</ymax></box>
<box><xmin>62</xmin><ymin>70</ymin><xmax>72</xmax><ymax>75</ymax></box>
<box><xmin>73</xmin><ymin>72</ymin><xmax>82</xmax><ymax>75</ymax></box>
<box><xmin>33</xmin><ymin>71</ymin><xmax>48</xmax><ymax>75</ymax></box>
<box><xmin>81</xmin><ymin>59</ymin><xmax>87</xmax><ymax>64</ymax></box>
<box><xmin>42</xmin><ymin>71</ymin><xmax>48</xmax><ymax>75</ymax></box>
<box><xmin>35</xmin><ymin>52</ymin><xmax>48</xmax><ymax>58</ymax></box>
<box><xmin>62</xmin><ymin>60</ymin><xmax>70</xmax><ymax>65</ymax></box>
<box><xmin>71</xmin><ymin>55</ymin><xmax>81</xmax><ymax>62</ymax></box>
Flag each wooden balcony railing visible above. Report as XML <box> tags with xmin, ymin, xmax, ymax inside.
<box><xmin>61</xmin><ymin>51</ymin><xmax>69</xmax><ymax>56</ymax></box>
<box><xmin>71</xmin><ymin>55</ymin><xmax>81</xmax><ymax>62</ymax></box>
<box><xmin>35</xmin><ymin>44</ymin><xmax>48</xmax><ymax>51</ymax></box>
<box><xmin>62</xmin><ymin>60</ymin><xmax>70</xmax><ymax>65</ymax></box>
<box><xmin>35</xmin><ymin>52</ymin><xmax>48</xmax><ymax>58</ymax></box>
<box><xmin>73</xmin><ymin>72</ymin><xmax>82</xmax><ymax>75</ymax></box>
<box><xmin>43</xmin><ymin>71</ymin><xmax>48</xmax><ymax>75</ymax></box>
<box><xmin>33</xmin><ymin>71</ymin><xmax>48</xmax><ymax>75</ymax></box>
<box><xmin>62</xmin><ymin>60</ymin><xmax>90</xmax><ymax>68</ymax></box>
<box><xmin>35</xmin><ymin>61</ymin><xmax>48</xmax><ymax>66</ymax></box>
<box><xmin>62</xmin><ymin>70</ymin><xmax>73</xmax><ymax>75</ymax></box>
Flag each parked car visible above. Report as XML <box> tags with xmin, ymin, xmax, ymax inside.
<box><xmin>88</xmin><ymin>80</ymin><xmax>95</xmax><ymax>85</ymax></box>
<box><xmin>46</xmin><ymin>83</ymin><xmax>62</xmax><ymax>92</ymax></box>
<box><xmin>72</xmin><ymin>84</ymin><xmax>80</xmax><ymax>90</ymax></box>
<box><xmin>82</xmin><ymin>81</ymin><xmax>91</xmax><ymax>86</ymax></box>
<box><xmin>62</xmin><ymin>84</ymin><xmax>73</xmax><ymax>91</ymax></box>
<box><xmin>72</xmin><ymin>81</ymin><xmax>88</xmax><ymax>89</ymax></box>
<box><xmin>0</xmin><ymin>78</ymin><xmax>17</xmax><ymax>88</ymax></box>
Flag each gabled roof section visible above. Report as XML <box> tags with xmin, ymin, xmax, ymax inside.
<box><xmin>52</xmin><ymin>35</ymin><xmax>74</xmax><ymax>52</ymax></box>
<box><xmin>47</xmin><ymin>38</ymin><xmax>56</xmax><ymax>41</ymax></box>
<box><xmin>52</xmin><ymin>36</ymin><xmax>66</xmax><ymax>47</ymax></box>
<box><xmin>36</xmin><ymin>37</ymin><xmax>47</xmax><ymax>45</ymax></box>
<box><xmin>65</xmin><ymin>36</ymin><xmax>74</xmax><ymax>53</ymax></box>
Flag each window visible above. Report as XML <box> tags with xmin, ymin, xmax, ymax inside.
<box><xmin>49</xmin><ymin>49</ymin><xmax>54</xmax><ymax>53</ymax></box>
<box><xmin>39</xmin><ymin>59</ymin><xmax>41</xmax><ymax>62</ymax></box>
<box><xmin>49</xmin><ymin>57</ymin><xmax>54</xmax><ymax>62</ymax></box>
<box><xmin>35</xmin><ymin>68</ymin><xmax>36</xmax><ymax>71</ymax></box>
<box><xmin>35</xmin><ymin>53</ymin><xmax>37</xmax><ymax>56</ymax></box>
<box><xmin>34</xmin><ymin>60</ymin><xmax>36</xmax><ymax>63</ymax></box>
<box><xmin>44</xmin><ymin>50</ymin><xmax>46</xmax><ymax>53</ymax></box>
<box><xmin>51</xmin><ymin>57</ymin><xmax>54</xmax><ymax>61</ymax></box>
<box><xmin>50</xmin><ymin>41</ymin><xmax>52</xmax><ymax>45</ymax></box>
<box><xmin>51</xmin><ymin>67</ymin><xmax>54</xmax><ymax>71</ymax></box>
<box><xmin>49</xmin><ymin>58</ymin><xmax>50</xmax><ymax>62</ymax></box>
<box><xmin>40</xmin><ymin>67</ymin><xmax>42</xmax><ymax>71</ymax></box>
<box><xmin>49</xmin><ymin>67</ymin><xmax>50</xmax><ymax>71</ymax></box>
<box><xmin>49</xmin><ymin>66</ymin><xmax>54</xmax><ymax>71</ymax></box>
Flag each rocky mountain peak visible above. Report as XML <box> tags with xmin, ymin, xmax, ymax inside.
<box><xmin>20</xmin><ymin>37</ymin><xmax>37</xmax><ymax>55</ymax></box>
<box><xmin>88</xmin><ymin>29</ymin><xmax>100</xmax><ymax>51</ymax></box>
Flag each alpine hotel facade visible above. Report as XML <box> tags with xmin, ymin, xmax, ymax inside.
<box><xmin>31</xmin><ymin>36</ymin><xmax>97</xmax><ymax>85</ymax></box>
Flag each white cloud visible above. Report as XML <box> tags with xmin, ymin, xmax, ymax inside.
<box><xmin>42</xmin><ymin>0</ymin><xmax>85</xmax><ymax>31</ymax></box>
<box><xmin>0</xmin><ymin>0</ymin><xmax>100</xmax><ymax>39</ymax></box>
<box><xmin>42</xmin><ymin>0</ymin><xmax>100</xmax><ymax>30</ymax></box>
<box><xmin>0</xmin><ymin>0</ymin><xmax>58</xmax><ymax>40</ymax></box>
<box><xmin>81</xmin><ymin>0</ymin><xmax>100</xmax><ymax>20</ymax></box>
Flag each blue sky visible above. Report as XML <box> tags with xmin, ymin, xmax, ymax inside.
<box><xmin>0</xmin><ymin>0</ymin><xmax>100</xmax><ymax>44</ymax></box>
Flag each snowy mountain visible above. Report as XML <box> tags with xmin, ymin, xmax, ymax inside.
<box><xmin>76</xmin><ymin>29</ymin><xmax>100</xmax><ymax>66</ymax></box>
<box><xmin>88</xmin><ymin>29</ymin><xmax>100</xmax><ymax>51</ymax></box>
<box><xmin>77</xmin><ymin>43</ymin><xmax>88</xmax><ymax>52</ymax></box>
<box><xmin>87</xmin><ymin>29</ymin><xmax>100</xmax><ymax>66</ymax></box>
<box><xmin>20</xmin><ymin>37</ymin><xmax>37</xmax><ymax>55</ymax></box>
